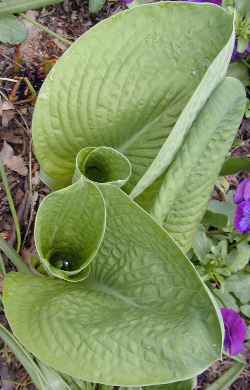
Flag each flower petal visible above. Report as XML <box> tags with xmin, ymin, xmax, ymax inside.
<box><xmin>234</xmin><ymin>200</ymin><xmax>250</xmax><ymax>234</ymax></box>
<box><xmin>234</xmin><ymin>179</ymin><xmax>250</xmax><ymax>204</ymax></box>
<box><xmin>221</xmin><ymin>308</ymin><xmax>247</xmax><ymax>356</ymax></box>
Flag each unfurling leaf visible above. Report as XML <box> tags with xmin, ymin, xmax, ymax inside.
<box><xmin>4</xmin><ymin>147</ymin><xmax>223</xmax><ymax>385</ymax></box>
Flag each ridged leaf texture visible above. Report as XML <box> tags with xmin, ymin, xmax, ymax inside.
<box><xmin>32</xmin><ymin>2</ymin><xmax>234</xmax><ymax>192</ymax></box>
<box><xmin>3</xmin><ymin>3</ymin><xmax>247</xmax><ymax>388</ymax></box>
<box><xmin>4</xmin><ymin>147</ymin><xmax>223</xmax><ymax>385</ymax></box>
<box><xmin>150</xmin><ymin>78</ymin><xmax>245</xmax><ymax>252</ymax></box>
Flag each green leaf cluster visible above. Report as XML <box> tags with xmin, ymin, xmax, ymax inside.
<box><xmin>191</xmin><ymin>192</ymin><xmax>250</xmax><ymax>322</ymax></box>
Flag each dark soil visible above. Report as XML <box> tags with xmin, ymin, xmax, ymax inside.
<box><xmin>0</xmin><ymin>1</ymin><xmax>250</xmax><ymax>389</ymax></box>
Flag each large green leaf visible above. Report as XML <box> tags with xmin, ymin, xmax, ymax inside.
<box><xmin>32</xmin><ymin>2</ymin><xmax>234</xmax><ymax>191</ymax></box>
<box><xmin>0</xmin><ymin>14</ymin><xmax>27</xmax><ymax>44</ymax></box>
<box><xmin>3</xmin><ymin>147</ymin><xmax>223</xmax><ymax>385</ymax></box>
<box><xmin>130</xmin><ymin>6</ymin><xmax>235</xmax><ymax>200</ymax></box>
<box><xmin>220</xmin><ymin>157</ymin><xmax>250</xmax><ymax>176</ymax></box>
<box><xmin>148</xmin><ymin>78</ymin><xmax>245</xmax><ymax>252</ymax></box>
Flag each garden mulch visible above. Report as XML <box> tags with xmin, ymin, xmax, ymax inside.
<box><xmin>0</xmin><ymin>1</ymin><xmax>249</xmax><ymax>388</ymax></box>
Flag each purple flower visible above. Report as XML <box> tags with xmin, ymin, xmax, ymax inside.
<box><xmin>234</xmin><ymin>179</ymin><xmax>250</xmax><ymax>204</ymax></box>
<box><xmin>234</xmin><ymin>179</ymin><xmax>250</xmax><ymax>234</ymax></box>
<box><xmin>221</xmin><ymin>308</ymin><xmax>247</xmax><ymax>356</ymax></box>
<box><xmin>234</xmin><ymin>200</ymin><xmax>250</xmax><ymax>234</ymax></box>
<box><xmin>232</xmin><ymin>41</ymin><xmax>250</xmax><ymax>62</ymax></box>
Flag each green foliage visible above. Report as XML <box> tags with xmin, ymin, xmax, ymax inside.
<box><xmin>3</xmin><ymin>148</ymin><xmax>224</xmax><ymax>385</ymax></box>
<box><xmin>32</xmin><ymin>2</ymin><xmax>235</xmax><ymax>191</ymax></box>
<box><xmin>0</xmin><ymin>234</ymin><xmax>29</xmax><ymax>273</ymax></box>
<box><xmin>0</xmin><ymin>14</ymin><xmax>27</xmax><ymax>44</ymax></box>
<box><xmin>192</xmin><ymin>224</ymin><xmax>250</xmax><ymax>282</ymax></box>
<box><xmin>149</xmin><ymin>78</ymin><xmax>245</xmax><ymax>252</ymax></box>
<box><xmin>191</xmin><ymin>189</ymin><xmax>250</xmax><ymax>318</ymax></box>
<box><xmin>221</xmin><ymin>157</ymin><xmax>250</xmax><ymax>175</ymax></box>
<box><xmin>0</xmin><ymin>158</ymin><xmax>21</xmax><ymax>252</ymax></box>
<box><xmin>205</xmin><ymin>358</ymin><xmax>246</xmax><ymax>390</ymax></box>
<box><xmin>227</xmin><ymin>62</ymin><xmax>250</xmax><ymax>87</ymax></box>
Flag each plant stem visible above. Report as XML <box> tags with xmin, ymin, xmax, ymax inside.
<box><xmin>0</xmin><ymin>235</ymin><xmax>29</xmax><ymax>273</ymax></box>
<box><xmin>0</xmin><ymin>159</ymin><xmax>21</xmax><ymax>253</ymax></box>
<box><xmin>0</xmin><ymin>252</ymin><xmax>6</xmax><ymax>276</ymax></box>
<box><xmin>24</xmin><ymin>77</ymin><xmax>37</xmax><ymax>98</ymax></box>
<box><xmin>20</xmin><ymin>13</ymin><xmax>72</xmax><ymax>46</ymax></box>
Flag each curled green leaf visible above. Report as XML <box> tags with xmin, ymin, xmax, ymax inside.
<box><xmin>4</xmin><ymin>147</ymin><xmax>223</xmax><ymax>385</ymax></box>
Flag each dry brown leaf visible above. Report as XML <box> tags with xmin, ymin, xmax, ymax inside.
<box><xmin>0</xmin><ymin>140</ymin><xmax>13</xmax><ymax>161</ymax></box>
<box><xmin>0</xmin><ymin>100</ymin><xmax>15</xmax><ymax>127</ymax></box>
<box><xmin>19</xmin><ymin>10</ymin><xmax>42</xmax><ymax>63</ymax></box>
<box><xmin>5</xmin><ymin>156</ymin><xmax>28</xmax><ymax>176</ymax></box>
<box><xmin>0</xmin><ymin>141</ymin><xmax>28</xmax><ymax>176</ymax></box>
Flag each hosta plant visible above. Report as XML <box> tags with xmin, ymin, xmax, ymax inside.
<box><xmin>2</xmin><ymin>2</ymin><xmax>247</xmax><ymax>388</ymax></box>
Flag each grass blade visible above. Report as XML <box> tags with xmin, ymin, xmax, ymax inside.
<box><xmin>0</xmin><ymin>324</ymin><xmax>46</xmax><ymax>390</ymax></box>
<box><xmin>0</xmin><ymin>235</ymin><xmax>29</xmax><ymax>273</ymax></box>
<box><xmin>206</xmin><ymin>359</ymin><xmax>246</xmax><ymax>390</ymax></box>
<box><xmin>0</xmin><ymin>251</ymin><xmax>6</xmax><ymax>275</ymax></box>
<box><xmin>0</xmin><ymin>158</ymin><xmax>21</xmax><ymax>252</ymax></box>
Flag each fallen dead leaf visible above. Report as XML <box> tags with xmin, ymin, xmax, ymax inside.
<box><xmin>0</xmin><ymin>100</ymin><xmax>15</xmax><ymax>127</ymax></box>
<box><xmin>0</xmin><ymin>140</ymin><xmax>13</xmax><ymax>161</ymax></box>
<box><xmin>19</xmin><ymin>10</ymin><xmax>43</xmax><ymax>63</ymax></box>
<box><xmin>0</xmin><ymin>141</ymin><xmax>28</xmax><ymax>176</ymax></box>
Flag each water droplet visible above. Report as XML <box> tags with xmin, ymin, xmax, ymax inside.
<box><xmin>49</xmin><ymin>252</ymin><xmax>75</xmax><ymax>271</ymax></box>
<box><xmin>62</xmin><ymin>259</ymin><xmax>72</xmax><ymax>271</ymax></box>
